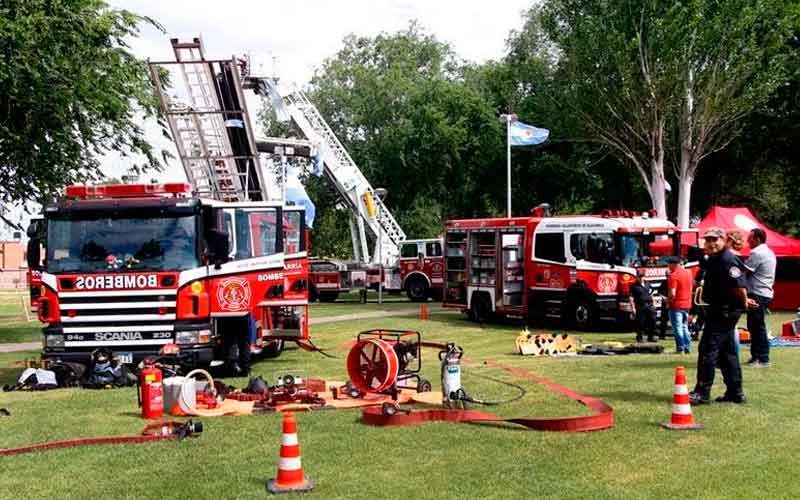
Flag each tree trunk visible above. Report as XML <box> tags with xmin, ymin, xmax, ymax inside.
<box><xmin>677</xmin><ymin>173</ymin><xmax>693</xmax><ymax>229</ymax></box>
<box><xmin>650</xmin><ymin>168</ymin><xmax>667</xmax><ymax>219</ymax></box>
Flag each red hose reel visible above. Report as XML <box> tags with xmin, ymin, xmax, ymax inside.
<box><xmin>346</xmin><ymin>330</ymin><xmax>430</xmax><ymax>396</ymax></box>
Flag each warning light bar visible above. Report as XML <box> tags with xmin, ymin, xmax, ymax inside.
<box><xmin>65</xmin><ymin>183</ymin><xmax>192</xmax><ymax>199</ymax></box>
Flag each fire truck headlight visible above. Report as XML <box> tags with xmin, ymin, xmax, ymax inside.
<box><xmin>45</xmin><ymin>335</ymin><xmax>64</xmax><ymax>348</ymax></box>
<box><xmin>176</xmin><ymin>329</ymin><xmax>212</xmax><ymax>345</ymax></box>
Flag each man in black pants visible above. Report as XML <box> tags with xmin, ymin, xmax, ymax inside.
<box><xmin>630</xmin><ymin>281</ymin><xmax>657</xmax><ymax>343</ymax></box>
<box><xmin>744</xmin><ymin>228</ymin><xmax>776</xmax><ymax>368</ymax></box>
<box><xmin>690</xmin><ymin>227</ymin><xmax>749</xmax><ymax>405</ymax></box>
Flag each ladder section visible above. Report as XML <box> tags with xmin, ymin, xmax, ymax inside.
<box><xmin>148</xmin><ymin>38</ymin><xmax>267</xmax><ymax>201</ymax></box>
<box><xmin>254</xmin><ymin>78</ymin><xmax>406</xmax><ymax>263</ymax></box>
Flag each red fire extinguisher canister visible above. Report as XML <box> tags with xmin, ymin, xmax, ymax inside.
<box><xmin>138</xmin><ymin>359</ymin><xmax>164</xmax><ymax>419</ymax></box>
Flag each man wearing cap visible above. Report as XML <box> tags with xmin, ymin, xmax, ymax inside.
<box><xmin>667</xmin><ymin>256</ymin><xmax>693</xmax><ymax>353</ymax></box>
<box><xmin>690</xmin><ymin>227</ymin><xmax>748</xmax><ymax>405</ymax></box>
<box><xmin>744</xmin><ymin>228</ymin><xmax>776</xmax><ymax>367</ymax></box>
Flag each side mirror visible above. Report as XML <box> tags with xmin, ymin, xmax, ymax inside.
<box><xmin>27</xmin><ymin>238</ymin><xmax>41</xmax><ymax>270</ymax></box>
<box><xmin>418</xmin><ymin>252</ymin><xmax>424</xmax><ymax>266</ymax></box>
<box><xmin>208</xmin><ymin>230</ymin><xmax>230</xmax><ymax>270</ymax></box>
<box><xmin>26</xmin><ymin>221</ymin><xmax>40</xmax><ymax>239</ymax></box>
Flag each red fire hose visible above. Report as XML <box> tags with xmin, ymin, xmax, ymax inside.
<box><xmin>0</xmin><ymin>420</ymin><xmax>202</xmax><ymax>457</ymax></box>
<box><xmin>361</xmin><ymin>342</ymin><xmax>614</xmax><ymax>432</ymax></box>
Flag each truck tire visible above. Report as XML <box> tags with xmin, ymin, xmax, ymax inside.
<box><xmin>309</xmin><ymin>285</ymin><xmax>318</xmax><ymax>302</ymax></box>
<box><xmin>406</xmin><ymin>275</ymin><xmax>429</xmax><ymax>302</ymax></box>
<box><xmin>469</xmin><ymin>293</ymin><xmax>491</xmax><ymax>324</ymax></box>
<box><xmin>261</xmin><ymin>339</ymin><xmax>284</xmax><ymax>358</ymax></box>
<box><xmin>319</xmin><ymin>292</ymin><xmax>339</xmax><ymax>302</ymax></box>
<box><xmin>570</xmin><ymin>297</ymin><xmax>596</xmax><ymax>331</ymax></box>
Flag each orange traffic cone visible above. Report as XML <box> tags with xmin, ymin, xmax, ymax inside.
<box><xmin>267</xmin><ymin>412</ymin><xmax>314</xmax><ymax>494</ymax></box>
<box><xmin>661</xmin><ymin>366</ymin><xmax>703</xmax><ymax>430</ymax></box>
<box><xmin>420</xmin><ymin>303</ymin><xmax>428</xmax><ymax>321</ymax></box>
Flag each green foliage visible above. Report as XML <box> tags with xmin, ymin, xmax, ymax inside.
<box><xmin>0</xmin><ymin>0</ymin><xmax>165</xmax><ymax>204</ymax></box>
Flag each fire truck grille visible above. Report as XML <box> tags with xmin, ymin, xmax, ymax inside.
<box><xmin>57</xmin><ymin>290</ymin><xmax>178</xmax><ymax>349</ymax></box>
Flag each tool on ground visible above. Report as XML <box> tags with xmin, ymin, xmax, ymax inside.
<box><xmin>661</xmin><ymin>366</ymin><xmax>702</xmax><ymax>430</ymax></box>
<box><xmin>440</xmin><ymin>343</ymin><xmax>464</xmax><ymax>409</ymax></box>
<box><xmin>0</xmin><ymin>420</ymin><xmax>202</xmax><ymax>457</ymax></box>
<box><xmin>267</xmin><ymin>411</ymin><xmax>314</xmax><ymax>494</ymax></box>
<box><xmin>345</xmin><ymin>330</ymin><xmax>431</xmax><ymax>400</ymax></box>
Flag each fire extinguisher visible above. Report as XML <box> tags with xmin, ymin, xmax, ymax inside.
<box><xmin>439</xmin><ymin>343</ymin><xmax>464</xmax><ymax>409</ymax></box>
<box><xmin>138</xmin><ymin>358</ymin><xmax>164</xmax><ymax>419</ymax></box>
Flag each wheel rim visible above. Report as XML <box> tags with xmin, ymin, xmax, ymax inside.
<box><xmin>575</xmin><ymin>304</ymin><xmax>590</xmax><ymax>326</ymax></box>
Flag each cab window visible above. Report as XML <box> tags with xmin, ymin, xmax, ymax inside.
<box><xmin>283</xmin><ymin>211</ymin><xmax>304</xmax><ymax>254</ymax></box>
<box><xmin>534</xmin><ymin>233</ymin><xmax>566</xmax><ymax>263</ymax></box>
<box><xmin>425</xmin><ymin>242</ymin><xmax>442</xmax><ymax>257</ymax></box>
<box><xmin>234</xmin><ymin>208</ymin><xmax>279</xmax><ymax>259</ymax></box>
<box><xmin>400</xmin><ymin>243</ymin><xmax>419</xmax><ymax>258</ymax></box>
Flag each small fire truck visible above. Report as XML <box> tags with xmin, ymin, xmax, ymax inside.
<box><xmin>28</xmin><ymin>183</ymin><xmax>309</xmax><ymax>366</ymax></box>
<box><xmin>443</xmin><ymin>208</ymin><xmax>692</xmax><ymax>329</ymax></box>
<box><xmin>308</xmin><ymin>258</ymin><xmax>351</xmax><ymax>302</ymax></box>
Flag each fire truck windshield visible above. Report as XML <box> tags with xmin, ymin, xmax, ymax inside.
<box><xmin>46</xmin><ymin>215</ymin><xmax>199</xmax><ymax>273</ymax></box>
<box><xmin>617</xmin><ymin>233</ymin><xmax>678</xmax><ymax>267</ymax></box>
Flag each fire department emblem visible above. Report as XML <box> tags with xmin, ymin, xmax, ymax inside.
<box><xmin>217</xmin><ymin>277</ymin><xmax>251</xmax><ymax>311</ymax></box>
<box><xmin>597</xmin><ymin>273</ymin><xmax>618</xmax><ymax>294</ymax></box>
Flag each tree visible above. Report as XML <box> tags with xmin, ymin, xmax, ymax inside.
<box><xmin>673</xmin><ymin>0</ymin><xmax>799</xmax><ymax>227</ymax></box>
<box><xmin>536</xmin><ymin>0</ymin><xmax>681</xmax><ymax>217</ymax></box>
<box><xmin>0</xmin><ymin>0</ymin><xmax>165</xmax><ymax>205</ymax></box>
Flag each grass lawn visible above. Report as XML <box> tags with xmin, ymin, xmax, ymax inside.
<box><xmin>310</xmin><ymin>290</ymin><xmax>429</xmax><ymax>318</ymax></box>
<box><xmin>0</xmin><ymin>290</ymin><xmax>29</xmax><ymax>318</ymax></box>
<box><xmin>0</xmin><ymin>320</ymin><xmax>40</xmax><ymax>344</ymax></box>
<box><xmin>1</xmin><ymin>309</ymin><xmax>798</xmax><ymax>500</ymax></box>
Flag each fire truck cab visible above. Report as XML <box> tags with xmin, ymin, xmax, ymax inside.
<box><xmin>398</xmin><ymin>238</ymin><xmax>445</xmax><ymax>301</ymax></box>
<box><xmin>443</xmin><ymin>210</ymin><xmax>687</xmax><ymax>329</ymax></box>
<box><xmin>308</xmin><ymin>259</ymin><xmax>351</xmax><ymax>302</ymax></box>
<box><xmin>30</xmin><ymin>183</ymin><xmax>309</xmax><ymax>367</ymax></box>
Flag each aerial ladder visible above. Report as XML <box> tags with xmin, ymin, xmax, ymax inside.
<box><xmin>252</xmin><ymin>78</ymin><xmax>407</xmax><ymax>266</ymax></box>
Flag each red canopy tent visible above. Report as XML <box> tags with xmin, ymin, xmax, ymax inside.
<box><xmin>697</xmin><ymin>206</ymin><xmax>800</xmax><ymax>310</ymax></box>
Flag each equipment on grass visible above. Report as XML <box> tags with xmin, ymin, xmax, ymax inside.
<box><xmin>138</xmin><ymin>358</ymin><xmax>164</xmax><ymax>419</ymax></box>
<box><xmin>345</xmin><ymin>330</ymin><xmax>431</xmax><ymax>398</ymax></box>
<box><xmin>267</xmin><ymin>411</ymin><xmax>314</xmax><ymax>494</ymax></box>
<box><xmin>661</xmin><ymin>366</ymin><xmax>702</xmax><ymax>430</ymax></box>
<box><xmin>516</xmin><ymin>329</ymin><xmax>579</xmax><ymax>356</ymax></box>
<box><xmin>440</xmin><ymin>343</ymin><xmax>464</xmax><ymax>408</ymax></box>
<box><xmin>0</xmin><ymin>420</ymin><xmax>202</xmax><ymax>457</ymax></box>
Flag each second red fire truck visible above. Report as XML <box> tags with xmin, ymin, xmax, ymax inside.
<box><xmin>443</xmin><ymin>208</ymin><xmax>694</xmax><ymax>329</ymax></box>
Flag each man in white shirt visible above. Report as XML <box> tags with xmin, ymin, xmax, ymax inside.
<box><xmin>744</xmin><ymin>228</ymin><xmax>777</xmax><ymax>367</ymax></box>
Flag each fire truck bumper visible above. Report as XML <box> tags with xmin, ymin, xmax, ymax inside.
<box><xmin>41</xmin><ymin>323</ymin><xmax>215</xmax><ymax>366</ymax></box>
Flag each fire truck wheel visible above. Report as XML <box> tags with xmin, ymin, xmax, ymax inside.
<box><xmin>570</xmin><ymin>297</ymin><xmax>596</xmax><ymax>331</ymax></box>
<box><xmin>469</xmin><ymin>293</ymin><xmax>491</xmax><ymax>323</ymax></box>
<box><xmin>261</xmin><ymin>339</ymin><xmax>284</xmax><ymax>358</ymax></box>
<box><xmin>417</xmin><ymin>379</ymin><xmax>432</xmax><ymax>393</ymax></box>
<box><xmin>319</xmin><ymin>292</ymin><xmax>339</xmax><ymax>302</ymax></box>
<box><xmin>406</xmin><ymin>276</ymin><xmax>429</xmax><ymax>302</ymax></box>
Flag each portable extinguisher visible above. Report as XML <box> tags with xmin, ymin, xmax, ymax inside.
<box><xmin>439</xmin><ymin>343</ymin><xmax>464</xmax><ymax>409</ymax></box>
<box><xmin>138</xmin><ymin>358</ymin><xmax>164</xmax><ymax>419</ymax></box>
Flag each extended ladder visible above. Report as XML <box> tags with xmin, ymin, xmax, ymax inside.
<box><xmin>148</xmin><ymin>38</ymin><xmax>268</xmax><ymax>201</ymax></box>
<box><xmin>254</xmin><ymin>78</ymin><xmax>406</xmax><ymax>264</ymax></box>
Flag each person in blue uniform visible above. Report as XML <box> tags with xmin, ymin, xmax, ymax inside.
<box><xmin>690</xmin><ymin>227</ymin><xmax>748</xmax><ymax>405</ymax></box>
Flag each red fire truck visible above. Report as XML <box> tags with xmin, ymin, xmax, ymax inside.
<box><xmin>308</xmin><ymin>259</ymin><xmax>351</xmax><ymax>302</ymax></box>
<box><xmin>398</xmin><ymin>238</ymin><xmax>445</xmax><ymax>301</ymax></box>
<box><xmin>28</xmin><ymin>183</ymin><xmax>309</xmax><ymax>366</ymax></box>
<box><xmin>443</xmin><ymin>209</ymin><xmax>691</xmax><ymax>329</ymax></box>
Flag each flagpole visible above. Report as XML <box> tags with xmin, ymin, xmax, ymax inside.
<box><xmin>506</xmin><ymin>113</ymin><xmax>511</xmax><ymax>218</ymax></box>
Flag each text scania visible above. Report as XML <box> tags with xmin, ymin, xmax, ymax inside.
<box><xmin>75</xmin><ymin>275</ymin><xmax>158</xmax><ymax>290</ymax></box>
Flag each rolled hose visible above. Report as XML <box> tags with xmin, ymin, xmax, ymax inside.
<box><xmin>178</xmin><ymin>369</ymin><xmax>216</xmax><ymax>416</ymax></box>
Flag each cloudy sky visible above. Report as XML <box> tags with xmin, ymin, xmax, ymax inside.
<box><xmin>2</xmin><ymin>0</ymin><xmax>533</xmax><ymax>238</ymax></box>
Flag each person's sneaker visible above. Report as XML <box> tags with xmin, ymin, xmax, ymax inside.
<box><xmin>751</xmin><ymin>361</ymin><xmax>771</xmax><ymax>368</ymax></box>
<box><xmin>689</xmin><ymin>392</ymin><xmax>711</xmax><ymax>405</ymax></box>
<box><xmin>745</xmin><ymin>358</ymin><xmax>758</xmax><ymax>365</ymax></box>
<box><xmin>715</xmin><ymin>393</ymin><xmax>747</xmax><ymax>404</ymax></box>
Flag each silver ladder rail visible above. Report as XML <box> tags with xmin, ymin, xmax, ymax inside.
<box><xmin>148</xmin><ymin>38</ymin><xmax>268</xmax><ymax>202</ymax></box>
<box><xmin>254</xmin><ymin>78</ymin><xmax>406</xmax><ymax>264</ymax></box>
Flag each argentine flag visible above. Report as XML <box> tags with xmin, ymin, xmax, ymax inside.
<box><xmin>509</xmin><ymin>121</ymin><xmax>550</xmax><ymax>146</ymax></box>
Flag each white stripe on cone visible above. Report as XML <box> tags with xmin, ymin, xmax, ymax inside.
<box><xmin>279</xmin><ymin>457</ymin><xmax>302</xmax><ymax>470</ymax></box>
<box><xmin>674</xmin><ymin>385</ymin><xmax>689</xmax><ymax>395</ymax></box>
<box><xmin>672</xmin><ymin>403</ymin><xmax>691</xmax><ymax>415</ymax></box>
<box><xmin>281</xmin><ymin>433</ymin><xmax>298</xmax><ymax>446</ymax></box>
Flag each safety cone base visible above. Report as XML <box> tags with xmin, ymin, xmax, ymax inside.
<box><xmin>660</xmin><ymin>421</ymin><xmax>703</xmax><ymax>430</ymax></box>
<box><xmin>267</xmin><ymin>476</ymin><xmax>314</xmax><ymax>494</ymax></box>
